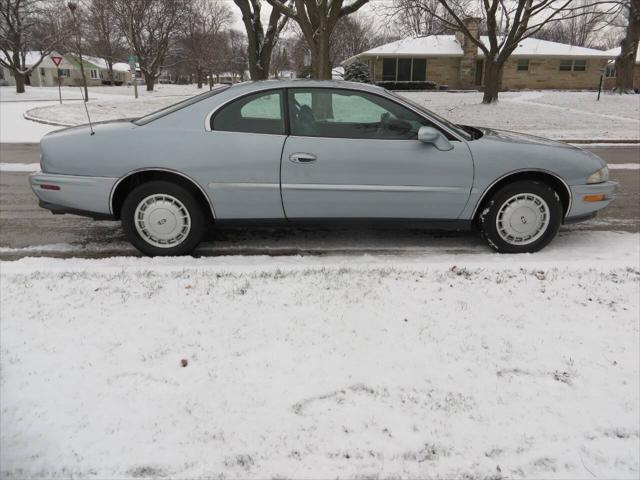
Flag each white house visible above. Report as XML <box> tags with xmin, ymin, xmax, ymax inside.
<box><xmin>0</xmin><ymin>51</ymin><xmax>76</xmax><ymax>87</ymax></box>
<box><xmin>82</xmin><ymin>55</ymin><xmax>132</xmax><ymax>85</ymax></box>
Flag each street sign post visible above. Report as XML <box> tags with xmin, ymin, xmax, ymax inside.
<box><xmin>128</xmin><ymin>54</ymin><xmax>138</xmax><ymax>99</ymax></box>
<box><xmin>51</xmin><ymin>55</ymin><xmax>63</xmax><ymax>104</ymax></box>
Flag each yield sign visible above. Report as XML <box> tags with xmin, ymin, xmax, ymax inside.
<box><xmin>50</xmin><ymin>55</ymin><xmax>63</xmax><ymax>67</ymax></box>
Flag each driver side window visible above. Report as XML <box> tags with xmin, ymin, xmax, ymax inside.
<box><xmin>288</xmin><ymin>88</ymin><xmax>438</xmax><ymax>140</ymax></box>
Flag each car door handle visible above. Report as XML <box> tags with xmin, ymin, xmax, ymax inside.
<box><xmin>289</xmin><ymin>152</ymin><xmax>317</xmax><ymax>163</ymax></box>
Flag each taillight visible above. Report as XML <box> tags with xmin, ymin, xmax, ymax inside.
<box><xmin>40</xmin><ymin>184</ymin><xmax>60</xmax><ymax>191</ymax></box>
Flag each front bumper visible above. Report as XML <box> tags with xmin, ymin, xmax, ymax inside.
<box><xmin>30</xmin><ymin>171</ymin><xmax>117</xmax><ymax>219</ymax></box>
<box><xmin>565</xmin><ymin>180</ymin><xmax>619</xmax><ymax>221</ymax></box>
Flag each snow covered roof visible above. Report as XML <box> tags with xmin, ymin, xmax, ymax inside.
<box><xmin>605</xmin><ymin>45</ymin><xmax>640</xmax><ymax>64</ymax></box>
<box><xmin>347</xmin><ymin>35</ymin><xmax>614</xmax><ymax>62</ymax></box>
<box><xmin>82</xmin><ymin>55</ymin><xmax>108</xmax><ymax>69</ymax></box>
<box><xmin>81</xmin><ymin>56</ymin><xmax>131</xmax><ymax>72</ymax></box>
<box><xmin>112</xmin><ymin>62</ymin><xmax>131</xmax><ymax>72</ymax></box>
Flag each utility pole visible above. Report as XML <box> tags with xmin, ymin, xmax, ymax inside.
<box><xmin>67</xmin><ymin>2</ymin><xmax>89</xmax><ymax>102</ymax></box>
<box><xmin>129</xmin><ymin>17</ymin><xmax>138</xmax><ymax>99</ymax></box>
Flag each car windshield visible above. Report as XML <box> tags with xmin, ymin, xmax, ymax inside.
<box><xmin>388</xmin><ymin>91</ymin><xmax>472</xmax><ymax>141</ymax></box>
<box><xmin>133</xmin><ymin>85</ymin><xmax>230</xmax><ymax>126</ymax></box>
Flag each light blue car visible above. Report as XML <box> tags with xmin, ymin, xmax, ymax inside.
<box><xmin>30</xmin><ymin>80</ymin><xmax>617</xmax><ymax>256</ymax></box>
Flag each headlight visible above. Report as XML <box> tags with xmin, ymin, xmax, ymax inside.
<box><xmin>587</xmin><ymin>166</ymin><xmax>609</xmax><ymax>184</ymax></box>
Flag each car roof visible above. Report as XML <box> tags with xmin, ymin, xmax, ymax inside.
<box><xmin>225</xmin><ymin>79</ymin><xmax>387</xmax><ymax>95</ymax></box>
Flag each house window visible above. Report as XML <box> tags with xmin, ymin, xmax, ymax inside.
<box><xmin>559</xmin><ymin>59</ymin><xmax>573</xmax><ymax>71</ymax></box>
<box><xmin>560</xmin><ymin>59</ymin><xmax>586</xmax><ymax>72</ymax></box>
<box><xmin>573</xmin><ymin>60</ymin><xmax>586</xmax><ymax>71</ymax></box>
<box><xmin>382</xmin><ymin>57</ymin><xmax>427</xmax><ymax>82</ymax></box>
<box><xmin>40</xmin><ymin>68</ymin><xmax>45</xmax><ymax>76</ymax></box>
<box><xmin>605</xmin><ymin>64</ymin><xmax>616</xmax><ymax>78</ymax></box>
<box><xmin>412</xmin><ymin>58</ymin><xmax>426</xmax><ymax>81</ymax></box>
<box><xmin>517</xmin><ymin>59</ymin><xmax>529</xmax><ymax>71</ymax></box>
<box><xmin>397</xmin><ymin>58</ymin><xmax>412</xmax><ymax>81</ymax></box>
<box><xmin>382</xmin><ymin>58</ymin><xmax>397</xmax><ymax>81</ymax></box>
<box><xmin>58</xmin><ymin>69</ymin><xmax>70</xmax><ymax>77</ymax></box>
<box><xmin>89</xmin><ymin>69</ymin><xmax>99</xmax><ymax>79</ymax></box>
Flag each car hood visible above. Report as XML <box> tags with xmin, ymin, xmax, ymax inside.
<box><xmin>474</xmin><ymin>127</ymin><xmax>579</xmax><ymax>149</ymax></box>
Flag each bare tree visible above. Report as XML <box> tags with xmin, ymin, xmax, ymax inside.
<box><xmin>536</xmin><ymin>0</ymin><xmax>610</xmax><ymax>47</ymax></box>
<box><xmin>86</xmin><ymin>0</ymin><xmax>126</xmax><ymax>84</ymax></box>
<box><xmin>614</xmin><ymin>0</ymin><xmax>640</xmax><ymax>92</ymax></box>
<box><xmin>265</xmin><ymin>0</ymin><xmax>370</xmax><ymax>79</ymax></box>
<box><xmin>113</xmin><ymin>0</ymin><xmax>187</xmax><ymax>91</ymax></box>
<box><xmin>329</xmin><ymin>12</ymin><xmax>376</xmax><ymax>66</ymax></box>
<box><xmin>270</xmin><ymin>42</ymin><xmax>291</xmax><ymax>77</ymax></box>
<box><xmin>0</xmin><ymin>0</ymin><xmax>67</xmax><ymax>93</ymax></box>
<box><xmin>216</xmin><ymin>29</ymin><xmax>248</xmax><ymax>81</ymax></box>
<box><xmin>234</xmin><ymin>0</ymin><xmax>291</xmax><ymax>80</ymax></box>
<box><xmin>384</xmin><ymin>0</ymin><xmax>454</xmax><ymax>36</ymax></box>
<box><xmin>182</xmin><ymin>0</ymin><xmax>230</xmax><ymax>88</ymax></box>
<box><xmin>415</xmin><ymin>0</ymin><xmax>619</xmax><ymax>103</ymax></box>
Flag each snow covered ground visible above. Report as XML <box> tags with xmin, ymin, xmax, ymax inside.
<box><xmin>1</xmin><ymin>85</ymin><xmax>639</xmax><ymax>142</ymax></box>
<box><xmin>402</xmin><ymin>90</ymin><xmax>640</xmax><ymax>141</ymax></box>
<box><xmin>1</xmin><ymin>231</ymin><xmax>639</xmax><ymax>478</ymax></box>
<box><xmin>0</xmin><ymin>84</ymin><xmax>212</xmax><ymax>142</ymax></box>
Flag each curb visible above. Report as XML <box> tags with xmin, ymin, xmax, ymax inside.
<box><xmin>565</xmin><ymin>139</ymin><xmax>640</xmax><ymax>144</ymax></box>
<box><xmin>23</xmin><ymin>111</ymin><xmax>75</xmax><ymax>127</ymax></box>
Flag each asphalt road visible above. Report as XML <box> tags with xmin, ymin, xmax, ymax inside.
<box><xmin>1</xmin><ymin>143</ymin><xmax>638</xmax><ymax>259</ymax></box>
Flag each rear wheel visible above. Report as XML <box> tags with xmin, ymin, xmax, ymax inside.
<box><xmin>121</xmin><ymin>181</ymin><xmax>206</xmax><ymax>256</ymax></box>
<box><xmin>479</xmin><ymin>180</ymin><xmax>562</xmax><ymax>253</ymax></box>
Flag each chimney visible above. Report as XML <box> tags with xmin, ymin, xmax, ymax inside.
<box><xmin>457</xmin><ymin>17</ymin><xmax>481</xmax><ymax>89</ymax></box>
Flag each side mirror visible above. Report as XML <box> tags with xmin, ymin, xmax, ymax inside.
<box><xmin>418</xmin><ymin>126</ymin><xmax>453</xmax><ymax>151</ymax></box>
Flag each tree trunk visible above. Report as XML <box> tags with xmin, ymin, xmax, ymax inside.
<box><xmin>615</xmin><ymin>0</ymin><xmax>640</xmax><ymax>93</ymax></box>
<box><xmin>196</xmin><ymin>67</ymin><xmax>203</xmax><ymax>89</ymax></box>
<box><xmin>14</xmin><ymin>72</ymin><xmax>26</xmax><ymax>94</ymax></box>
<box><xmin>482</xmin><ymin>60</ymin><xmax>503</xmax><ymax>104</ymax></box>
<box><xmin>310</xmin><ymin>35</ymin><xmax>332</xmax><ymax>80</ymax></box>
<box><xmin>144</xmin><ymin>73</ymin><xmax>155</xmax><ymax>91</ymax></box>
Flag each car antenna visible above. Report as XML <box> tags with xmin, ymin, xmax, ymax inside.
<box><xmin>79</xmin><ymin>87</ymin><xmax>95</xmax><ymax>135</ymax></box>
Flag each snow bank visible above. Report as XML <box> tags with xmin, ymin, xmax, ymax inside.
<box><xmin>1</xmin><ymin>232</ymin><xmax>639</xmax><ymax>478</ymax></box>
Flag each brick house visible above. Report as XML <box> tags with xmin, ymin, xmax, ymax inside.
<box><xmin>345</xmin><ymin>19</ymin><xmax>614</xmax><ymax>90</ymax></box>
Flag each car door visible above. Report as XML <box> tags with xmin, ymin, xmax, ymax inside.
<box><xmin>206</xmin><ymin>89</ymin><xmax>286</xmax><ymax>219</ymax></box>
<box><xmin>280</xmin><ymin>88</ymin><xmax>474</xmax><ymax>220</ymax></box>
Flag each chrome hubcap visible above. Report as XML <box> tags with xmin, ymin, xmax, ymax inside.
<box><xmin>134</xmin><ymin>194</ymin><xmax>191</xmax><ymax>248</ymax></box>
<box><xmin>496</xmin><ymin>193</ymin><xmax>550</xmax><ymax>245</ymax></box>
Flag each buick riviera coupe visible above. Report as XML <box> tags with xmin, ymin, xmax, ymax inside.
<box><xmin>31</xmin><ymin>80</ymin><xmax>617</xmax><ymax>256</ymax></box>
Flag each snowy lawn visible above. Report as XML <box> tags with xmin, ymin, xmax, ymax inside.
<box><xmin>1</xmin><ymin>231</ymin><xmax>638</xmax><ymax>479</ymax></box>
<box><xmin>402</xmin><ymin>90</ymin><xmax>640</xmax><ymax>141</ymax></box>
<box><xmin>2</xmin><ymin>85</ymin><xmax>639</xmax><ymax>142</ymax></box>
<box><xmin>0</xmin><ymin>84</ymin><xmax>215</xmax><ymax>142</ymax></box>
<box><xmin>0</xmin><ymin>84</ymin><xmax>207</xmax><ymax>102</ymax></box>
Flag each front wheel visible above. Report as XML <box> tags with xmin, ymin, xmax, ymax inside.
<box><xmin>121</xmin><ymin>181</ymin><xmax>206</xmax><ymax>256</ymax></box>
<box><xmin>479</xmin><ymin>180</ymin><xmax>563</xmax><ymax>253</ymax></box>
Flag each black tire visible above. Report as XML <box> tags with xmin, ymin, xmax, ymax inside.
<box><xmin>478</xmin><ymin>180</ymin><xmax>563</xmax><ymax>253</ymax></box>
<box><xmin>121</xmin><ymin>180</ymin><xmax>206</xmax><ymax>256</ymax></box>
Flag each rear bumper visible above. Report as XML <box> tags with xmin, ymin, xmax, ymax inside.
<box><xmin>30</xmin><ymin>171</ymin><xmax>117</xmax><ymax>218</ymax></box>
<box><xmin>566</xmin><ymin>180</ymin><xmax>618</xmax><ymax>219</ymax></box>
